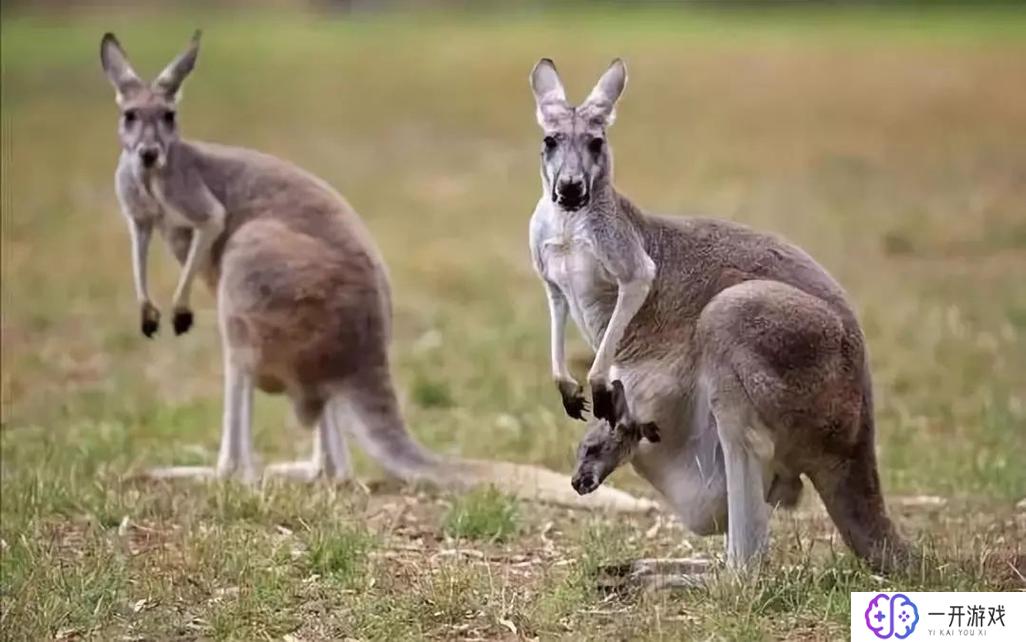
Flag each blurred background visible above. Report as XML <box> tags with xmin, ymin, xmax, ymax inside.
<box><xmin>2</xmin><ymin>1</ymin><xmax>1025</xmax><ymax>639</ymax></box>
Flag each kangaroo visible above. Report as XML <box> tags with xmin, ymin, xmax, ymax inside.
<box><xmin>572</xmin><ymin>417</ymin><xmax>807</xmax><ymax>510</ymax></box>
<box><xmin>98</xmin><ymin>32</ymin><xmax>658</xmax><ymax>514</ymax></box>
<box><xmin>528</xmin><ymin>57</ymin><xmax>914</xmax><ymax>572</ymax></box>
<box><xmin>570</xmin><ymin>411</ymin><xmax>659</xmax><ymax>498</ymax></box>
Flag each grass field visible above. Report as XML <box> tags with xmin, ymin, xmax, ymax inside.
<box><xmin>2</xmin><ymin>4</ymin><xmax>1026</xmax><ymax>640</ymax></box>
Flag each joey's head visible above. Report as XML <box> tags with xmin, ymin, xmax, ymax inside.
<box><xmin>529</xmin><ymin>58</ymin><xmax>627</xmax><ymax>212</ymax></box>
<box><xmin>571</xmin><ymin>419</ymin><xmax>642</xmax><ymax>495</ymax></box>
<box><xmin>100</xmin><ymin>31</ymin><xmax>201</xmax><ymax>173</ymax></box>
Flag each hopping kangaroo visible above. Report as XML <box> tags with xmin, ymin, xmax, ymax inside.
<box><xmin>98</xmin><ymin>32</ymin><xmax>657</xmax><ymax>512</ymax></box>
<box><xmin>528</xmin><ymin>58</ymin><xmax>913</xmax><ymax>571</ymax></box>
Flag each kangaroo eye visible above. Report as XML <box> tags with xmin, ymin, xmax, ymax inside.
<box><xmin>163</xmin><ymin>111</ymin><xmax>176</xmax><ymax>126</ymax></box>
<box><xmin>543</xmin><ymin>136</ymin><xmax>558</xmax><ymax>151</ymax></box>
<box><xmin>588</xmin><ymin>137</ymin><xmax>604</xmax><ymax>155</ymax></box>
<box><xmin>123</xmin><ymin>110</ymin><xmax>138</xmax><ymax>125</ymax></box>
<box><xmin>586</xmin><ymin>445</ymin><xmax>602</xmax><ymax>458</ymax></box>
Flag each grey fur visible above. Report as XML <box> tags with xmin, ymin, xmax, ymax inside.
<box><xmin>529</xmin><ymin>58</ymin><xmax>912</xmax><ymax>571</ymax></box>
<box><xmin>100</xmin><ymin>33</ymin><xmax>656</xmax><ymax>513</ymax></box>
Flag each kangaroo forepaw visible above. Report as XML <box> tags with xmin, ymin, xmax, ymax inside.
<box><xmin>140</xmin><ymin>302</ymin><xmax>160</xmax><ymax>338</ymax></box>
<box><xmin>557</xmin><ymin>379</ymin><xmax>589</xmax><ymax>421</ymax></box>
<box><xmin>593</xmin><ymin>378</ymin><xmax>633</xmax><ymax>426</ymax></box>
<box><xmin>172</xmin><ymin>308</ymin><xmax>194</xmax><ymax>335</ymax></box>
<box><xmin>604</xmin><ymin>380</ymin><xmax>661</xmax><ymax>440</ymax></box>
<box><xmin>591</xmin><ymin>379</ymin><xmax>618</xmax><ymax>425</ymax></box>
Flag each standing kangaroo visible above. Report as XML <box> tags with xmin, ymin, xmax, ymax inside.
<box><xmin>528</xmin><ymin>58</ymin><xmax>913</xmax><ymax>572</ymax></box>
<box><xmin>98</xmin><ymin>32</ymin><xmax>658</xmax><ymax>513</ymax></box>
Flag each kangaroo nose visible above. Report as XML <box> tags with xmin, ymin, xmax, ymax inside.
<box><xmin>559</xmin><ymin>179</ymin><xmax>583</xmax><ymax>198</ymax></box>
<box><xmin>139</xmin><ymin>148</ymin><xmax>159</xmax><ymax>168</ymax></box>
<box><xmin>571</xmin><ymin>473</ymin><xmax>596</xmax><ymax>495</ymax></box>
<box><xmin>556</xmin><ymin>179</ymin><xmax>588</xmax><ymax>210</ymax></box>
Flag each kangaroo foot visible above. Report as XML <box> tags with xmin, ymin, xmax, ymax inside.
<box><xmin>264</xmin><ymin>460</ymin><xmax>351</xmax><ymax>484</ymax></box>
<box><xmin>134</xmin><ymin>464</ymin><xmax>260</xmax><ymax>484</ymax></box>
<box><xmin>137</xmin><ymin>465</ymin><xmax>217</xmax><ymax>481</ymax></box>
<box><xmin>597</xmin><ymin>557</ymin><xmax>712</xmax><ymax>593</ymax></box>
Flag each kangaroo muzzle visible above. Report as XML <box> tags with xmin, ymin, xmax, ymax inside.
<box><xmin>571</xmin><ymin>470</ymin><xmax>598</xmax><ymax>495</ymax></box>
<box><xmin>138</xmin><ymin>146</ymin><xmax>162</xmax><ymax>169</ymax></box>
<box><xmin>555</xmin><ymin>177</ymin><xmax>588</xmax><ymax>210</ymax></box>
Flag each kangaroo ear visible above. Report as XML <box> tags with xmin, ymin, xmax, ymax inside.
<box><xmin>153</xmin><ymin>30</ymin><xmax>201</xmax><ymax>101</ymax></box>
<box><xmin>640</xmin><ymin>422</ymin><xmax>661</xmax><ymax>443</ymax></box>
<box><xmin>530</xmin><ymin>58</ymin><xmax>569</xmax><ymax>128</ymax></box>
<box><xmin>581</xmin><ymin>58</ymin><xmax>627</xmax><ymax>127</ymax></box>
<box><xmin>100</xmin><ymin>33</ymin><xmax>143</xmax><ymax>104</ymax></box>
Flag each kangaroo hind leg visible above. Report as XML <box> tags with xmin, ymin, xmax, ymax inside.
<box><xmin>265</xmin><ymin>395</ymin><xmax>352</xmax><ymax>483</ymax></box>
<box><xmin>706</xmin><ymin>372</ymin><xmax>774</xmax><ymax>571</ymax></box>
<box><xmin>144</xmin><ymin>346</ymin><xmax>258</xmax><ymax>484</ymax></box>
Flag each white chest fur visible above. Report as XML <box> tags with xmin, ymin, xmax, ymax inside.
<box><xmin>148</xmin><ymin>178</ymin><xmax>193</xmax><ymax>227</ymax></box>
<box><xmin>540</xmin><ymin>235</ymin><xmax>601</xmax><ymax>286</ymax></box>
<box><xmin>538</xmin><ymin>233</ymin><xmax>614</xmax><ymax>349</ymax></box>
<box><xmin>117</xmin><ymin>167</ymin><xmax>178</xmax><ymax>227</ymax></box>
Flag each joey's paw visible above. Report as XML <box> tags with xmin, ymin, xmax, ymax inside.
<box><xmin>140</xmin><ymin>302</ymin><xmax>160</xmax><ymax>338</ymax></box>
<box><xmin>590</xmin><ymin>379</ymin><xmax>618</xmax><ymax>425</ymax></box>
<box><xmin>172</xmin><ymin>308</ymin><xmax>194</xmax><ymax>335</ymax></box>
<box><xmin>557</xmin><ymin>380</ymin><xmax>589</xmax><ymax>421</ymax></box>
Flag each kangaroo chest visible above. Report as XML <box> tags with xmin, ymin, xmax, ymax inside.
<box><xmin>147</xmin><ymin>178</ymin><xmax>196</xmax><ymax>229</ymax></box>
<box><xmin>117</xmin><ymin>178</ymin><xmax>193</xmax><ymax>265</ymax></box>
<box><xmin>538</xmin><ymin>234</ymin><xmax>616</xmax><ymax>349</ymax></box>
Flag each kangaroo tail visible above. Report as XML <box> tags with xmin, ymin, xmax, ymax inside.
<box><xmin>335</xmin><ymin>360</ymin><xmax>443</xmax><ymax>481</ymax></box>
<box><xmin>449</xmin><ymin>458</ymin><xmax>660</xmax><ymax>514</ymax></box>
<box><xmin>336</xmin><ymin>364</ymin><xmax>657</xmax><ymax>514</ymax></box>
<box><xmin>808</xmin><ymin>368</ymin><xmax>918</xmax><ymax>572</ymax></box>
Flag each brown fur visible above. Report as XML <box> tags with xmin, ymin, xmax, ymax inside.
<box><xmin>102</xmin><ymin>32</ymin><xmax>656</xmax><ymax>513</ymax></box>
<box><xmin>529</xmin><ymin>58</ymin><xmax>914</xmax><ymax>571</ymax></box>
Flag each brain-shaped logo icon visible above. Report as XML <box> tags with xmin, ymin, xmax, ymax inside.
<box><xmin>865</xmin><ymin>593</ymin><xmax>920</xmax><ymax>639</ymax></box>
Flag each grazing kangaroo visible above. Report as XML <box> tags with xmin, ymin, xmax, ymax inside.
<box><xmin>528</xmin><ymin>57</ymin><xmax>913</xmax><ymax>572</ymax></box>
<box><xmin>98</xmin><ymin>32</ymin><xmax>658</xmax><ymax>513</ymax></box>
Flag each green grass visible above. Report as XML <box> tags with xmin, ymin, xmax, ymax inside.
<box><xmin>2</xmin><ymin>3</ymin><xmax>1026</xmax><ymax>640</ymax></box>
<box><xmin>442</xmin><ymin>487</ymin><xmax>520</xmax><ymax>542</ymax></box>
<box><xmin>305</xmin><ymin>527</ymin><xmax>374</xmax><ymax>586</ymax></box>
